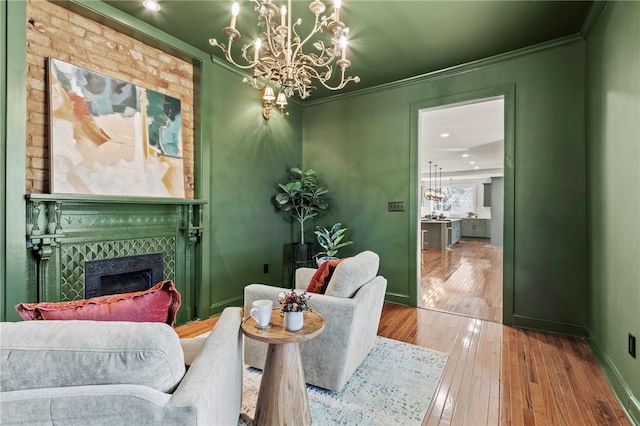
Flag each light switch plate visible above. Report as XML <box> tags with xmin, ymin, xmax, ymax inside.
<box><xmin>388</xmin><ymin>201</ymin><xmax>405</xmax><ymax>212</ymax></box>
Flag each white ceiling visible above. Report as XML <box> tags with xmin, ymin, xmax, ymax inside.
<box><xmin>419</xmin><ymin>97</ymin><xmax>504</xmax><ymax>183</ymax></box>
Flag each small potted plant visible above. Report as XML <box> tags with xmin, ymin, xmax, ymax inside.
<box><xmin>314</xmin><ymin>222</ymin><xmax>353</xmax><ymax>265</ymax></box>
<box><xmin>278</xmin><ymin>289</ymin><xmax>310</xmax><ymax>331</ymax></box>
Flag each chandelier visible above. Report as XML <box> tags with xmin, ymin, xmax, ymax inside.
<box><xmin>209</xmin><ymin>0</ymin><xmax>360</xmax><ymax>118</ymax></box>
<box><xmin>425</xmin><ymin>162</ymin><xmax>444</xmax><ymax>201</ymax></box>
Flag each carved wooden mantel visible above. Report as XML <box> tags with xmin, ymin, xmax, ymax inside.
<box><xmin>25</xmin><ymin>194</ymin><xmax>206</xmax><ymax>324</ymax></box>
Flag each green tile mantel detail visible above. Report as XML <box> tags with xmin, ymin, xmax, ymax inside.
<box><xmin>58</xmin><ymin>237</ymin><xmax>176</xmax><ymax>301</ymax></box>
<box><xmin>24</xmin><ymin>194</ymin><xmax>207</xmax><ymax>325</ymax></box>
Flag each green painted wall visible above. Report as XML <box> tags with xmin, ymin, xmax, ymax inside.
<box><xmin>302</xmin><ymin>40</ymin><xmax>588</xmax><ymax>330</ymax></box>
<box><xmin>0</xmin><ymin>0</ymin><xmax>6</xmax><ymax>321</ymax></box>
<box><xmin>205</xmin><ymin>62</ymin><xmax>303</xmax><ymax>313</ymax></box>
<box><xmin>0</xmin><ymin>0</ymin><xmax>301</xmax><ymax>321</ymax></box>
<box><xmin>1</xmin><ymin>0</ymin><xmax>28</xmax><ymax>322</ymax></box>
<box><xmin>585</xmin><ymin>2</ymin><xmax>640</xmax><ymax>422</ymax></box>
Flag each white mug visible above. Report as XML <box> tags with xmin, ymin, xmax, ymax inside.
<box><xmin>250</xmin><ymin>299</ymin><xmax>273</xmax><ymax>327</ymax></box>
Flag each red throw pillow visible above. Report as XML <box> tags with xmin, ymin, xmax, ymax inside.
<box><xmin>306</xmin><ymin>259</ymin><xmax>345</xmax><ymax>294</ymax></box>
<box><xmin>15</xmin><ymin>280</ymin><xmax>181</xmax><ymax>326</ymax></box>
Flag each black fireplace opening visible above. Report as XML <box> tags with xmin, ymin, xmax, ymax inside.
<box><xmin>84</xmin><ymin>253</ymin><xmax>163</xmax><ymax>298</ymax></box>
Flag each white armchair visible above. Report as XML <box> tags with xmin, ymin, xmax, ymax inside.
<box><xmin>243</xmin><ymin>251</ymin><xmax>387</xmax><ymax>392</ymax></box>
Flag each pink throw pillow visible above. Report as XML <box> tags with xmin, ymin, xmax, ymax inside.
<box><xmin>15</xmin><ymin>280</ymin><xmax>181</xmax><ymax>325</ymax></box>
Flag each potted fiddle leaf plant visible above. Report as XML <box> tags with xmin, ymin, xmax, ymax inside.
<box><xmin>314</xmin><ymin>222</ymin><xmax>353</xmax><ymax>265</ymax></box>
<box><xmin>274</xmin><ymin>167</ymin><xmax>329</xmax><ymax>262</ymax></box>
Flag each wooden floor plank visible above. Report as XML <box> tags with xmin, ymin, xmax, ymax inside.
<box><xmin>527</xmin><ymin>331</ymin><xmax>559</xmax><ymax>425</ymax></box>
<box><xmin>419</xmin><ymin>238</ymin><xmax>503</xmax><ymax>323</ymax></box>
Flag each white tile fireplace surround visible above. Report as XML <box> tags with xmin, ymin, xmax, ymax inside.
<box><xmin>24</xmin><ymin>194</ymin><xmax>206</xmax><ymax>324</ymax></box>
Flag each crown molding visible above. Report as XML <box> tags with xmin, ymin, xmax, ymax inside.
<box><xmin>580</xmin><ymin>1</ymin><xmax>607</xmax><ymax>41</ymax></box>
<box><xmin>305</xmin><ymin>33</ymin><xmax>585</xmax><ymax>108</ymax></box>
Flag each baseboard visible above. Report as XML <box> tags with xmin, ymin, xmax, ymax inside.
<box><xmin>511</xmin><ymin>314</ymin><xmax>586</xmax><ymax>337</ymax></box>
<box><xmin>384</xmin><ymin>292</ymin><xmax>410</xmax><ymax>306</ymax></box>
<box><xmin>209</xmin><ymin>295</ymin><xmax>243</xmax><ymax>316</ymax></box>
<box><xmin>586</xmin><ymin>329</ymin><xmax>640</xmax><ymax>426</ymax></box>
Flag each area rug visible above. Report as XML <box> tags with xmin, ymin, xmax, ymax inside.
<box><xmin>238</xmin><ymin>336</ymin><xmax>448</xmax><ymax>425</ymax></box>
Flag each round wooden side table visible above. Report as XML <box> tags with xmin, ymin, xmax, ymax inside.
<box><xmin>241</xmin><ymin>309</ymin><xmax>325</xmax><ymax>426</ymax></box>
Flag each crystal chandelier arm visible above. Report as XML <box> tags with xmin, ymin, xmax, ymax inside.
<box><xmin>261</xmin><ymin>12</ymin><xmax>285</xmax><ymax>61</ymax></box>
<box><xmin>289</xmin><ymin>14</ymin><xmax>325</xmax><ymax>63</ymax></box>
<box><xmin>295</xmin><ymin>47</ymin><xmax>339</xmax><ymax>70</ymax></box>
<box><xmin>209</xmin><ymin>38</ymin><xmax>260</xmax><ymax>70</ymax></box>
<box><xmin>299</xmin><ymin>62</ymin><xmax>359</xmax><ymax>91</ymax></box>
<box><xmin>290</xmin><ymin>16</ymin><xmax>343</xmax><ymax>72</ymax></box>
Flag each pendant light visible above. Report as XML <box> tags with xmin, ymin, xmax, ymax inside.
<box><xmin>437</xmin><ymin>167</ymin><xmax>444</xmax><ymax>201</ymax></box>
<box><xmin>425</xmin><ymin>161</ymin><xmax>434</xmax><ymax>200</ymax></box>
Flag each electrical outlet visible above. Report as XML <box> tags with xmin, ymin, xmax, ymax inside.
<box><xmin>263</xmin><ymin>263</ymin><xmax>269</xmax><ymax>274</ymax></box>
<box><xmin>629</xmin><ymin>333</ymin><xmax>636</xmax><ymax>358</ymax></box>
<box><xmin>388</xmin><ymin>201</ymin><xmax>405</xmax><ymax>212</ymax></box>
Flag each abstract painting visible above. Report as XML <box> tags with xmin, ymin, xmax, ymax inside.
<box><xmin>48</xmin><ymin>58</ymin><xmax>185</xmax><ymax>198</ymax></box>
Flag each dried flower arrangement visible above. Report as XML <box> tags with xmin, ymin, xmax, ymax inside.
<box><xmin>278</xmin><ymin>289</ymin><xmax>311</xmax><ymax>313</ymax></box>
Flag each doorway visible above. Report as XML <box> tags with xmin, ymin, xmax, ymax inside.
<box><xmin>418</xmin><ymin>97</ymin><xmax>504</xmax><ymax>323</ymax></box>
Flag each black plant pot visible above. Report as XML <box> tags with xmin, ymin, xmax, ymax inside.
<box><xmin>290</xmin><ymin>242</ymin><xmax>314</xmax><ymax>262</ymax></box>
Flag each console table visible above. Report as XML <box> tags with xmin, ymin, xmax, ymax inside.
<box><xmin>241</xmin><ymin>309</ymin><xmax>325</xmax><ymax>426</ymax></box>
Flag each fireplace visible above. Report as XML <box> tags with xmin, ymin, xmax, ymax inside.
<box><xmin>84</xmin><ymin>253</ymin><xmax>163</xmax><ymax>298</ymax></box>
<box><xmin>26</xmin><ymin>195</ymin><xmax>205</xmax><ymax>324</ymax></box>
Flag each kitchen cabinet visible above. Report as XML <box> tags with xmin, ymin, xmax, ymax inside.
<box><xmin>461</xmin><ymin>218</ymin><xmax>490</xmax><ymax>238</ymax></box>
<box><xmin>449</xmin><ymin>219</ymin><xmax>462</xmax><ymax>247</ymax></box>
<box><xmin>483</xmin><ymin>183</ymin><xmax>491</xmax><ymax>207</ymax></box>
<box><xmin>421</xmin><ymin>219</ymin><xmax>462</xmax><ymax>250</ymax></box>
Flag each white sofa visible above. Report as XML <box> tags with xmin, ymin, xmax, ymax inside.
<box><xmin>244</xmin><ymin>251</ymin><xmax>387</xmax><ymax>392</ymax></box>
<box><xmin>0</xmin><ymin>307</ymin><xmax>243</xmax><ymax>426</ymax></box>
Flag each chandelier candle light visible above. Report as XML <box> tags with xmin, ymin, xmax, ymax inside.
<box><xmin>209</xmin><ymin>0</ymin><xmax>360</xmax><ymax>118</ymax></box>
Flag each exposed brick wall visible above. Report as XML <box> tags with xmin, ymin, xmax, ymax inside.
<box><xmin>25</xmin><ymin>0</ymin><xmax>195</xmax><ymax>198</ymax></box>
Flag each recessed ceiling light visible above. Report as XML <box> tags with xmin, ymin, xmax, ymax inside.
<box><xmin>469</xmin><ymin>161</ymin><xmax>475</xmax><ymax>164</ymax></box>
<box><xmin>462</xmin><ymin>154</ymin><xmax>469</xmax><ymax>158</ymax></box>
<box><xmin>143</xmin><ymin>0</ymin><xmax>161</xmax><ymax>11</ymax></box>
<box><xmin>474</xmin><ymin>166</ymin><xmax>480</xmax><ymax>169</ymax></box>
<box><xmin>440</xmin><ymin>133</ymin><xmax>450</xmax><ymax>138</ymax></box>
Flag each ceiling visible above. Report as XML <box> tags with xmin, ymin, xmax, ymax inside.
<box><xmin>103</xmin><ymin>0</ymin><xmax>593</xmax><ymax>101</ymax></box>
<box><xmin>420</xmin><ymin>97</ymin><xmax>504</xmax><ymax>182</ymax></box>
<box><xmin>102</xmin><ymin>0</ymin><xmax>592</xmax><ymax>181</ymax></box>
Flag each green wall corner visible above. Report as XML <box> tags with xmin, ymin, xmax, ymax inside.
<box><xmin>2</xmin><ymin>0</ymin><xmax>28</xmax><ymax>322</ymax></box>
<box><xmin>586</xmin><ymin>1</ymin><xmax>640</xmax><ymax>421</ymax></box>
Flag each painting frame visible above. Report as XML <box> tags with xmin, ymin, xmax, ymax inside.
<box><xmin>48</xmin><ymin>57</ymin><xmax>185</xmax><ymax>198</ymax></box>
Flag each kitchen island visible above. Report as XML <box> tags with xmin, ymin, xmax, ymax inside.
<box><xmin>421</xmin><ymin>219</ymin><xmax>462</xmax><ymax>251</ymax></box>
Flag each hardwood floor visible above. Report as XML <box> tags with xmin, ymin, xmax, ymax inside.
<box><xmin>176</xmin><ymin>304</ymin><xmax>631</xmax><ymax>425</ymax></box>
<box><xmin>420</xmin><ymin>238</ymin><xmax>503</xmax><ymax>323</ymax></box>
<box><xmin>378</xmin><ymin>304</ymin><xmax>630</xmax><ymax>426</ymax></box>
<box><xmin>500</xmin><ymin>326</ymin><xmax>630</xmax><ymax>426</ymax></box>
<box><xmin>175</xmin><ymin>316</ymin><xmax>219</xmax><ymax>338</ymax></box>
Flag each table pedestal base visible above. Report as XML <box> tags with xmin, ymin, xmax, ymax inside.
<box><xmin>254</xmin><ymin>342</ymin><xmax>311</xmax><ymax>426</ymax></box>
